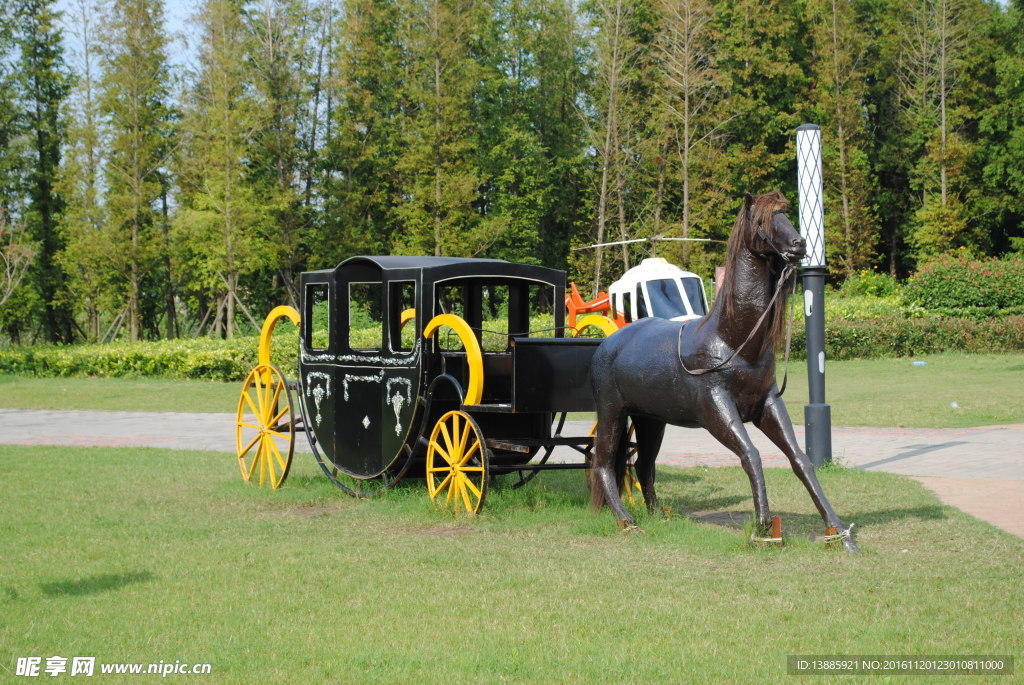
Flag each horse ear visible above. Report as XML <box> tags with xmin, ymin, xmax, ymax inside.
<box><xmin>743</xmin><ymin>192</ymin><xmax>754</xmax><ymax>209</ymax></box>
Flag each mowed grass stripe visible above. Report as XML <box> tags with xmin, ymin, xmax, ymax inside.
<box><xmin>1</xmin><ymin>444</ymin><xmax>1021</xmax><ymax>682</ymax></box>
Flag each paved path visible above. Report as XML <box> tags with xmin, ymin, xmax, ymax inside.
<box><xmin>1</xmin><ymin>409</ymin><xmax>1021</xmax><ymax>537</ymax></box>
<box><xmin>559</xmin><ymin>420</ymin><xmax>1024</xmax><ymax>537</ymax></box>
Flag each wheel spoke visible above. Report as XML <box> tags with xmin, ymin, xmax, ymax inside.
<box><xmin>253</xmin><ymin>375</ymin><xmax>267</xmax><ymax>421</ymax></box>
<box><xmin>238</xmin><ymin>433</ymin><xmax>260</xmax><ymax>458</ymax></box>
<box><xmin>269</xmin><ymin>404</ymin><xmax>290</xmax><ymax>428</ymax></box>
<box><xmin>257</xmin><ymin>441</ymin><xmax>267</xmax><ymax>486</ymax></box>
<box><xmin>261</xmin><ymin>375</ymin><xmax>276</xmax><ymax>424</ymax></box>
<box><xmin>439</xmin><ymin>419</ymin><xmax>455</xmax><ymax>460</ymax></box>
<box><xmin>462</xmin><ymin>475</ymin><xmax>482</xmax><ymax>499</ymax></box>
<box><xmin>242</xmin><ymin>390</ymin><xmax>261</xmax><ymax>422</ymax></box>
<box><xmin>457</xmin><ymin>419</ymin><xmax>471</xmax><ymax>461</ymax></box>
<box><xmin>268</xmin><ymin>382</ymin><xmax>283</xmax><ymax>422</ymax></box>
<box><xmin>456</xmin><ymin>440</ymin><xmax>480</xmax><ymax>467</ymax></box>
<box><xmin>445</xmin><ymin>473</ymin><xmax>457</xmax><ymax>507</ymax></box>
<box><xmin>459</xmin><ymin>473</ymin><xmax>474</xmax><ymax>512</ymax></box>
<box><xmin>431</xmin><ymin>470</ymin><xmax>453</xmax><ymax>496</ymax></box>
<box><xmin>266</xmin><ymin>428</ymin><xmax>291</xmax><ymax>441</ymax></box>
<box><xmin>265</xmin><ymin>439</ymin><xmax>280</xmax><ymax>486</ymax></box>
<box><xmin>269</xmin><ymin>439</ymin><xmax>287</xmax><ymax>471</ymax></box>
<box><xmin>429</xmin><ymin>440</ymin><xmax>453</xmax><ymax>466</ymax></box>
<box><xmin>247</xmin><ymin>444</ymin><xmax>261</xmax><ymax>480</ymax></box>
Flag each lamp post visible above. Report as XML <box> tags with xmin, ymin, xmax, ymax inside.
<box><xmin>796</xmin><ymin>124</ymin><xmax>831</xmax><ymax>467</ymax></box>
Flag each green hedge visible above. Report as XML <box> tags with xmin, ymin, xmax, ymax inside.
<box><xmin>0</xmin><ymin>334</ymin><xmax>300</xmax><ymax>382</ymax></box>
<box><xmin>903</xmin><ymin>253</ymin><xmax>1024</xmax><ymax>310</ymax></box>
<box><xmin>2</xmin><ymin>314</ymin><xmax>1022</xmax><ymax>380</ymax></box>
<box><xmin>791</xmin><ymin>315</ymin><xmax>1024</xmax><ymax>360</ymax></box>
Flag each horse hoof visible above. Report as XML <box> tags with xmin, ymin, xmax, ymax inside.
<box><xmin>844</xmin><ymin>538</ymin><xmax>861</xmax><ymax>554</ymax></box>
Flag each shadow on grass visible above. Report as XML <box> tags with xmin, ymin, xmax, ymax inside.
<box><xmin>681</xmin><ymin>505</ymin><xmax>949</xmax><ymax>537</ymax></box>
<box><xmin>846</xmin><ymin>505</ymin><xmax>948</xmax><ymax>528</ymax></box>
<box><xmin>40</xmin><ymin>571</ymin><xmax>155</xmax><ymax>598</ymax></box>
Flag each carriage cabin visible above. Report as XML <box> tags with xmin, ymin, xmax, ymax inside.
<box><xmin>298</xmin><ymin>256</ymin><xmax>600</xmax><ymax>480</ymax></box>
<box><xmin>608</xmin><ymin>258</ymin><xmax>709</xmax><ymax>325</ymax></box>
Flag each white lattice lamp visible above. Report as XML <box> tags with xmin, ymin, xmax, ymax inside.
<box><xmin>796</xmin><ymin>124</ymin><xmax>831</xmax><ymax>466</ymax></box>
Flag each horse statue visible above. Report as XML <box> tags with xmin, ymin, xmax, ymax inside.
<box><xmin>590</xmin><ymin>190</ymin><xmax>859</xmax><ymax>553</ymax></box>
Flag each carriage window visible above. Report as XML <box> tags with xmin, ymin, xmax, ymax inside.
<box><xmin>306</xmin><ymin>284</ymin><xmax>330</xmax><ymax>350</ymax></box>
<box><xmin>436</xmin><ymin>285</ymin><xmax>466</xmax><ymax>351</ymax></box>
<box><xmin>621</xmin><ymin>292</ymin><xmax>633</xmax><ymax>323</ymax></box>
<box><xmin>349</xmin><ymin>282</ymin><xmax>383</xmax><ymax>352</ymax></box>
<box><xmin>389</xmin><ymin>281</ymin><xmax>417</xmax><ymax>352</ymax></box>
<box><xmin>528</xmin><ymin>283</ymin><xmax>556</xmax><ymax>337</ymax></box>
<box><xmin>480</xmin><ymin>284</ymin><xmax>509</xmax><ymax>351</ymax></box>
<box><xmin>635</xmin><ymin>286</ymin><xmax>649</xmax><ymax>319</ymax></box>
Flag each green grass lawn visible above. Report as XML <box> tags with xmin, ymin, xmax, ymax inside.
<box><xmin>2</xmin><ymin>353</ymin><xmax>1021</xmax><ymax>428</ymax></box>
<box><xmin>0</xmin><ymin>375</ymin><xmax>238</xmax><ymax>413</ymax></box>
<box><xmin>1</xmin><ymin>444</ymin><xmax>1021</xmax><ymax>682</ymax></box>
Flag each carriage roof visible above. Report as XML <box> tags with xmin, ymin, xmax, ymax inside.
<box><xmin>313</xmin><ymin>255</ymin><xmax>566</xmax><ymax>286</ymax></box>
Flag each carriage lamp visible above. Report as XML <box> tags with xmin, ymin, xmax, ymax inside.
<box><xmin>796</xmin><ymin>124</ymin><xmax>832</xmax><ymax>467</ymax></box>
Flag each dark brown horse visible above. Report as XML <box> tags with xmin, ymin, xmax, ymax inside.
<box><xmin>590</xmin><ymin>191</ymin><xmax>859</xmax><ymax>552</ymax></box>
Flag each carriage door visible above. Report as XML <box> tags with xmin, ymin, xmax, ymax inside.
<box><xmin>334</xmin><ymin>267</ymin><xmax>420</xmax><ymax>478</ymax></box>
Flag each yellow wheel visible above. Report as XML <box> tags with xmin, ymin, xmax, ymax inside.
<box><xmin>586</xmin><ymin>420</ymin><xmax>642</xmax><ymax>506</ymax></box>
<box><xmin>426</xmin><ymin>410</ymin><xmax>488</xmax><ymax>515</ymax></box>
<box><xmin>236</xmin><ymin>363</ymin><xmax>295</xmax><ymax>489</ymax></box>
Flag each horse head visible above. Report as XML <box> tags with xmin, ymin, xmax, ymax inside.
<box><xmin>743</xmin><ymin>191</ymin><xmax>806</xmax><ymax>264</ymax></box>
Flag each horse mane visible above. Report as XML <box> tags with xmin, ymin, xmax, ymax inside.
<box><xmin>701</xmin><ymin>190</ymin><xmax>794</xmax><ymax>356</ymax></box>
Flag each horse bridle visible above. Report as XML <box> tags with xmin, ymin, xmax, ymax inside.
<box><xmin>677</xmin><ymin>262</ymin><xmax>796</xmax><ymax>379</ymax></box>
<box><xmin>755</xmin><ymin>210</ymin><xmax>795</xmax><ymax>264</ymax></box>
<box><xmin>677</xmin><ymin>206</ymin><xmax>800</xmax><ymax>383</ymax></box>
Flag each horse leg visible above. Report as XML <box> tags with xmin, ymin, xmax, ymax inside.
<box><xmin>631</xmin><ymin>416</ymin><xmax>666</xmax><ymax>513</ymax></box>
<box><xmin>590</xmin><ymin>407</ymin><xmax>635</xmax><ymax>526</ymax></box>
<box><xmin>700</xmin><ymin>395</ymin><xmax>772</xmax><ymax>536</ymax></box>
<box><xmin>756</xmin><ymin>393</ymin><xmax>860</xmax><ymax>553</ymax></box>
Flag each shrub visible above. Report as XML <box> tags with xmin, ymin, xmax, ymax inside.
<box><xmin>903</xmin><ymin>253</ymin><xmax>1024</xmax><ymax>311</ymax></box>
<box><xmin>0</xmin><ymin>331</ymin><xmax>300</xmax><ymax>382</ymax></box>
<box><xmin>3</xmin><ymin>311</ymin><xmax>1022</xmax><ymax>379</ymax></box>
<box><xmin>837</xmin><ymin>269</ymin><xmax>899</xmax><ymax>298</ymax></box>
<box><xmin>790</xmin><ymin>315</ymin><xmax>1024</xmax><ymax>360</ymax></box>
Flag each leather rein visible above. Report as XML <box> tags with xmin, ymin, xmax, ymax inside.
<box><xmin>678</xmin><ymin>211</ymin><xmax>799</xmax><ymax>394</ymax></box>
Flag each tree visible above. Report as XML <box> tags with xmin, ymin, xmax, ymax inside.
<box><xmin>979</xmin><ymin>1</ymin><xmax>1024</xmax><ymax>253</ymax></box>
<box><xmin>897</xmin><ymin>0</ymin><xmax>981</xmax><ymax>259</ymax></box>
<box><xmin>473</xmin><ymin>0</ymin><xmax>584</xmax><ymax>266</ymax></box>
<box><xmin>0</xmin><ymin>210</ymin><xmax>36</xmax><ymax>311</ymax></box>
<box><xmin>524</xmin><ymin>0</ymin><xmax>590</xmax><ymax>270</ymax></box>
<box><xmin>98</xmin><ymin>0</ymin><xmax>176</xmax><ymax>341</ymax></box>
<box><xmin>588</xmin><ymin>0</ymin><xmax>635</xmax><ymax>294</ymax></box>
<box><xmin>15</xmin><ymin>0</ymin><xmax>75</xmax><ymax>343</ymax></box>
<box><xmin>319</xmin><ymin>0</ymin><xmax>406</xmax><ymax>267</ymax></box>
<box><xmin>654</xmin><ymin>0</ymin><xmax>726</xmax><ymax>268</ymax></box>
<box><xmin>806</xmin><ymin>0</ymin><xmax>876</xmax><ymax>274</ymax></box>
<box><xmin>56</xmin><ymin>0</ymin><xmax>110</xmax><ymax>341</ymax></box>
<box><xmin>393</xmin><ymin>0</ymin><xmax>491</xmax><ymax>258</ymax></box>
<box><xmin>714</xmin><ymin>0</ymin><xmax>808</xmax><ymax>201</ymax></box>
<box><xmin>245</xmin><ymin>0</ymin><xmax>310</xmax><ymax>307</ymax></box>
<box><xmin>176</xmin><ymin>0</ymin><xmax>267</xmax><ymax>338</ymax></box>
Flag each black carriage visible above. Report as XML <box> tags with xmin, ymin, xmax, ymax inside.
<box><xmin>236</xmin><ymin>256</ymin><xmax>618</xmax><ymax>514</ymax></box>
